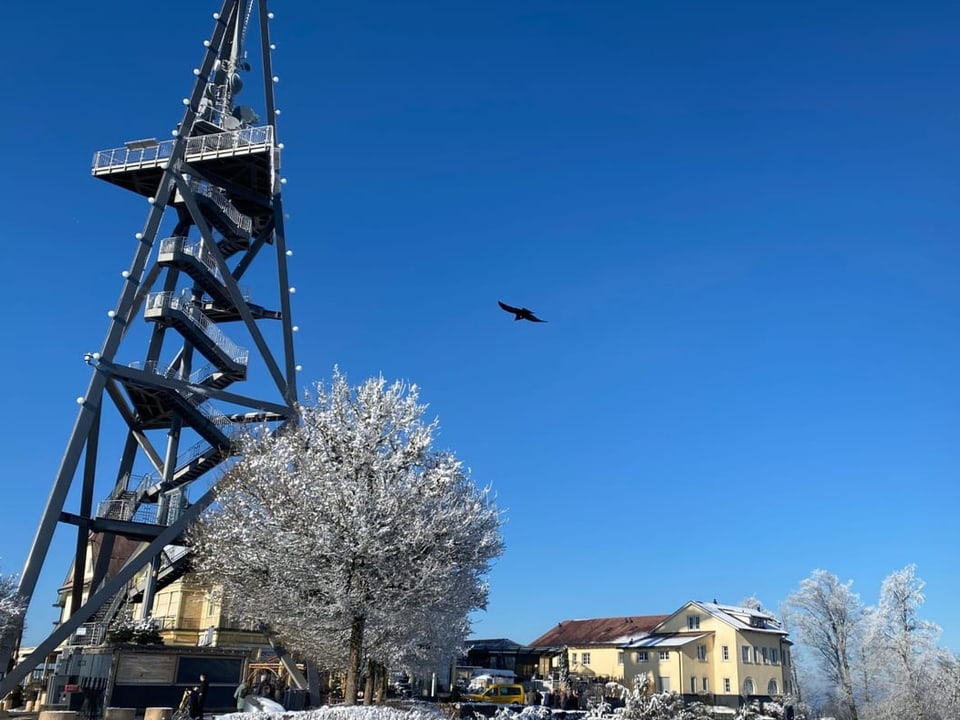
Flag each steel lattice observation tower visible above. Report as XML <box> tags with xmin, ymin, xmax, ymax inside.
<box><xmin>1</xmin><ymin>0</ymin><xmax>299</xmax><ymax>696</ymax></box>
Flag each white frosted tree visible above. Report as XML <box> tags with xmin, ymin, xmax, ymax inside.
<box><xmin>861</xmin><ymin>565</ymin><xmax>940</xmax><ymax>720</ymax></box>
<box><xmin>0</xmin><ymin>571</ymin><xmax>23</xmax><ymax>638</ymax></box>
<box><xmin>928</xmin><ymin>650</ymin><xmax>960</xmax><ymax>719</ymax></box>
<box><xmin>782</xmin><ymin>570</ymin><xmax>864</xmax><ymax>720</ymax></box>
<box><xmin>0</xmin><ymin>567</ymin><xmax>25</xmax><ymax>680</ymax></box>
<box><xmin>191</xmin><ymin>370</ymin><xmax>503</xmax><ymax>704</ymax></box>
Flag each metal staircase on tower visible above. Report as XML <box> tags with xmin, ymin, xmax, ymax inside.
<box><xmin>0</xmin><ymin>0</ymin><xmax>298</xmax><ymax>696</ymax></box>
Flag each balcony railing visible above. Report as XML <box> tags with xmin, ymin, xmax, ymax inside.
<box><xmin>159</xmin><ymin>236</ymin><xmax>223</xmax><ymax>282</ymax></box>
<box><xmin>189</xmin><ymin>179</ymin><xmax>252</xmax><ymax>235</ymax></box>
<box><xmin>92</xmin><ymin>125</ymin><xmax>273</xmax><ymax>173</ymax></box>
<box><xmin>66</xmin><ymin>623</ymin><xmax>105</xmax><ymax>647</ymax></box>
<box><xmin>127</xmin><ymin>356</ymin><xmax>250</xmax><ymax>388</ymax></box>
<box><xmin>97</xmin><ymin>489</ymin><xmax>188</xmax><ymax>525</ymax></box>
<box><xmin>145</xmin><ymin>291</ymin><xmax>248</xmax><ymax>365</ymax></box>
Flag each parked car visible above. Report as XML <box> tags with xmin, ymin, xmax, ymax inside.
<box><xmin>465</xmin><ymin>684</ymin><xmax>526</xmax><ymax>705</ymax></box>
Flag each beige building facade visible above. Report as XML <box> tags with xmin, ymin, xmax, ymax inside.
<box><xmin>532</xmin><ymin>601</ymin><xmax>793</xmax><ymax>711</ymax></box>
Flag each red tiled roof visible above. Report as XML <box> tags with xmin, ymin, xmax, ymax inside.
<box><xmin>529</xmin><ymin>615</ymin><xmax>669</xmax><ymax>646</ymax></box>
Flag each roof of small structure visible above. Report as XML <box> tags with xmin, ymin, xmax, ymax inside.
<box><xmin>465</xmin><ymin>638</ymin><xmax>525</xmax><ymax>651</ymax></box>
<box><xmin>529</xmin><ymin>615</ymin><xmax>669</xmax><ymax>647</ymax></box>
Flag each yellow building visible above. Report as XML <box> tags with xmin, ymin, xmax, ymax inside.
<box><xmin>54</xmin><ymin>535</ymin><xmax>267</xmax><ymax>651</ymax></box>
<box><xmin>622</xmin><ymin>601</ymin><xmax>792</xmax><ymax>709</ymax></box>
<box><xmin>531</xmin><ymin>601</ymin><xmax>793</xmax><ymax>712</ymax></box>
<box><xmin>529</xmin><ymin>616</ymin><xmax>668</xmax><ymax>683</ymax></box>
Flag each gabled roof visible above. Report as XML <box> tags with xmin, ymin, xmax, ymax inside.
<box><xmin>529</xmin><ymin>616</ymin><xmax>669</xmax><ymax>647</ymax></box>
<box><xmin>658</xmin><ymin>600</ymin><xmax>786</xmax><ymax>635</ymax></box>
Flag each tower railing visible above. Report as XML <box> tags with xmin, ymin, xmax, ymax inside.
<box><xmin>145</xmin><ymin>291</ymin><xmax>247</xmax><ymax>364</ymax></box>
<box><xmin>97</xmin><ymin>481</ymin><xmax>195</xmax><ymax>524</ymax></box>
<box><xmin>188</xmin><ymin>179</ymin><xmax>253</xmax><ymax>235</ymax></box>
<box><xmin>158</xmin><ymin>237</ymin><xmax>256</xmax><ymax>301</ymax></box>
<box><xmin>127</xmin><ymin>356</ymin><xmax>252</xmax><ymax>385</ymax></box>
<box><xmin>131</xmin><ymin>430</ymin><xmax>240</xmax><ymax>504</ymax></box>
<box><xmin>159</xmin><ymin>236</ymin><xmax>224</xmax><ymax>283</ymax></box>
<box><xmin>92</xmin><ymin>125</ymin><xmax>274</xmax><ymax>172</ymax></box>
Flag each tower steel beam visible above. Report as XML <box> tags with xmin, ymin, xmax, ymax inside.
<box><xmin>0</xmin><ymin>488</ymin><xmax>217</xmax><ymax>697</ymax></box>
<box><xmin>3</xmin><ymin>0</ymin><xmax>298</xmax><ymax>683</ymax></box>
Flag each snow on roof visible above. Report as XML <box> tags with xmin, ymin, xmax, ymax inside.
<box><xmin>625</xmin><ymin>633</ymin><xmax>707</xmax><ymax>648</ymax></box>
<box><xmin>529</xmin><ymin>615</ymin><xmax>669</xmax><ymax>646</ymax></box>
<box><xmin>694</xmin><ymin>601</ymin><xmax>785</xmax><ymax>634</ymax></box>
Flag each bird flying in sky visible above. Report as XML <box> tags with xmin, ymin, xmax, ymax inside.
<box><xmin>498</xmin><ymin>300</ymin><xmax>547</xmax><ymax>323</ymax></box>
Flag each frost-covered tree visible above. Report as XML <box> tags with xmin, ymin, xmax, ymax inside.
<box><xmin>861</xmin><ymin>565</ymin><xmax>940</xmax><ymax>720</ymax></box>
<box><xmin>0</xmin><ymin>567</ymin><xmax>25</xmax><ymax>673</ymax></box>
<box><xmin>928</xmin><ymin>650</ymin><xmax>960</xmax><ymax>720</ymax></box>
<box><xmin>0</xmin><ymin>571</ymin><xmax>24</xmax><ymax>639</ymax></box>
<box><xmin>782</xmin><ymin>570</ymin><xmax>863</xmax><ymax>720</ymax></box>
<box><xmin>191</xmin><ymin>370</ymin><xmax>503</xmax><ymax>705</ymax></box>
<box><xmin>740</xmin><ymin>596</ymin><xmax>764</xmax><ymax>612</ymax></box>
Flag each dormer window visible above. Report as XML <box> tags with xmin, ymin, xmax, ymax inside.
<box><xmin>749</xmin><ymin>616</ymin><xmax>764</xmax><ymax>628</ymax></box>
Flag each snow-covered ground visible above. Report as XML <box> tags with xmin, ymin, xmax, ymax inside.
<box><xmin>216</xmin><ymin>704</ymin><xmax>450</xmax><ymax>720</ymax></box>
<box><xmin>216</xmin><ymin>702</ymin><xmax>575</xmax><ymax>720</ymax></box>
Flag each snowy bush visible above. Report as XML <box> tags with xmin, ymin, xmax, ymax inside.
<box><xmin>106</xmin><ymin>612</ymin><xmax>163</xmax><ymax>645</ymax></box>
<box><xmin>493</xmin><ymin>706</ymin><xmax>552</xmax><ymax>720</ymax></box>
<box><xmin>612</xmin><ymin>677</ymin><xmax>711</xmax><ymax>720</ymax></box>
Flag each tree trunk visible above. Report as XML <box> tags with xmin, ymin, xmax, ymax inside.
<box><xmin>376</xmin><ymin>663</ymin><xmax>387</xmax><ymax>704</ymax></box>
<box><xmin>839</xmin><ymin>651</ymin><xmax>859</xmax><ymax>720</ymax></box>
<box><xmin>364</xmin><ymin>659</ymin><xmax>375</xmax><ymax>705</ymax></box>
<box><xmin>344</xmin><ymin>614</ymin><xmax>365</xmax><ymax>705</ymax></box>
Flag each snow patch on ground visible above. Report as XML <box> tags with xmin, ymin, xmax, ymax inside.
<box><xmin>217</xmin><ymin>703</ymin><xmax>448</xmax><ymax>720</ymax></box>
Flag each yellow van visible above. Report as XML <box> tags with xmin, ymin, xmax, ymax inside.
<box><xmin>466</xmin><ymin>684</ymin><xmax>526</xmax><ymax>705</ymax></box>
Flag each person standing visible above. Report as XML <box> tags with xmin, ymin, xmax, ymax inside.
<box><xmin>233</xmin><ymin>681</ymin><xmax>249</xmax><ymax>711</ymax></box>
<box><xmin>256</xmin><ymin>672</ymin><xmax>273</xmax><ymax>698</ymax></box>
<box><xmin>197</xmin><ymin>674</ymin><xmax>209</xmax><ymax>720</ymax></box>
<box><xmin>187</xmin><ymin>687</ymin><xmax>201</xmax><ymax>720</ymax></box>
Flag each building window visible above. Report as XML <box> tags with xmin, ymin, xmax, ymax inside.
<box><xmin>636</xmin><ymin>651</ymin><xmax>648</xmax><ymax>663</ymax></box>
<box><xmin>768</xmin><ymin>679</ymin><xmax>778</xmax><ymax>695</ymax></box>
<box><xmin>658</xmin><ymin>677</ymin><xmax>671</xmax><ymax>693</ymax></box>
<box><xmin>761</xmin><ymin>647</ymin><xmax>769</xmax><ymax>664</ymax></box>
<box><xmin>753</xmin><ymin>647</ymin><xmax>760</xmax><ymax>664</ymax></box>
<box><xmin>571</xmin><ymin>653</ymin><xmax>577</xmax><ymax>664</ymax></box>
<box><xmin>741</xmin><ymin>646</ymin><xmax>751</xmax><ymax>663</ymax></box>
<box><xmin>691</xmin><ymin>677</ymin><xmax>697</xmax><ymax>693</ymax></box>
<box><xmin>618</xmin><ymin>651</ymin><xmax>624</xmax><ymax>665</ymax></box>
<box><xmin>582</xmin><ymin>652</ymin><xmax>591</xmax><ymax>665</ymax></box>
<box><xmin>744</xmin><ymin>678</ymin><xmax>755</xmax><ymax>696</ymax></box>
<box><xmin>697</xmin><ymin>644</ymin><xmax>707</xmax><ymax>661</ymax></box>
<box><xmin>659</xmin><ymin>651</ymin><xmax>670</xmax><ymax>661</ymax></box>
<box><xmin>771</xmin><ymin>648</ymin><xmax>780</xmax><ymax>664</ymax></box>
<box><xmin>722</xmin><ymin>645</ymin><xmax>730</xmax><ymax>661</ymax></box>
<box><xmin>703</xmin><ymin>677</ymin><xmax>709</xmax><ymax>692</ymax></box>
<box><xmin>723</xmin><ymin>678</ymin><xmax>731</xmax><ymax>694</ymax></box>
<box><xmin>687</xmin><ymin>615</ymin><xmax>700</xmax><ymax>630</ymax></box>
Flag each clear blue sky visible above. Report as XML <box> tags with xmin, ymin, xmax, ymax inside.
<box><xmin>2</xmin><ymin>1</ymin><xmax>959</xmax><ymax>650</ymax></box>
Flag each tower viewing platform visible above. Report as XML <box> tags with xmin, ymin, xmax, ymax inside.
<box><xmin>91</xmin><ymin>125</ymin><xmax>277</xmax><ymax>201</ymax></box>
